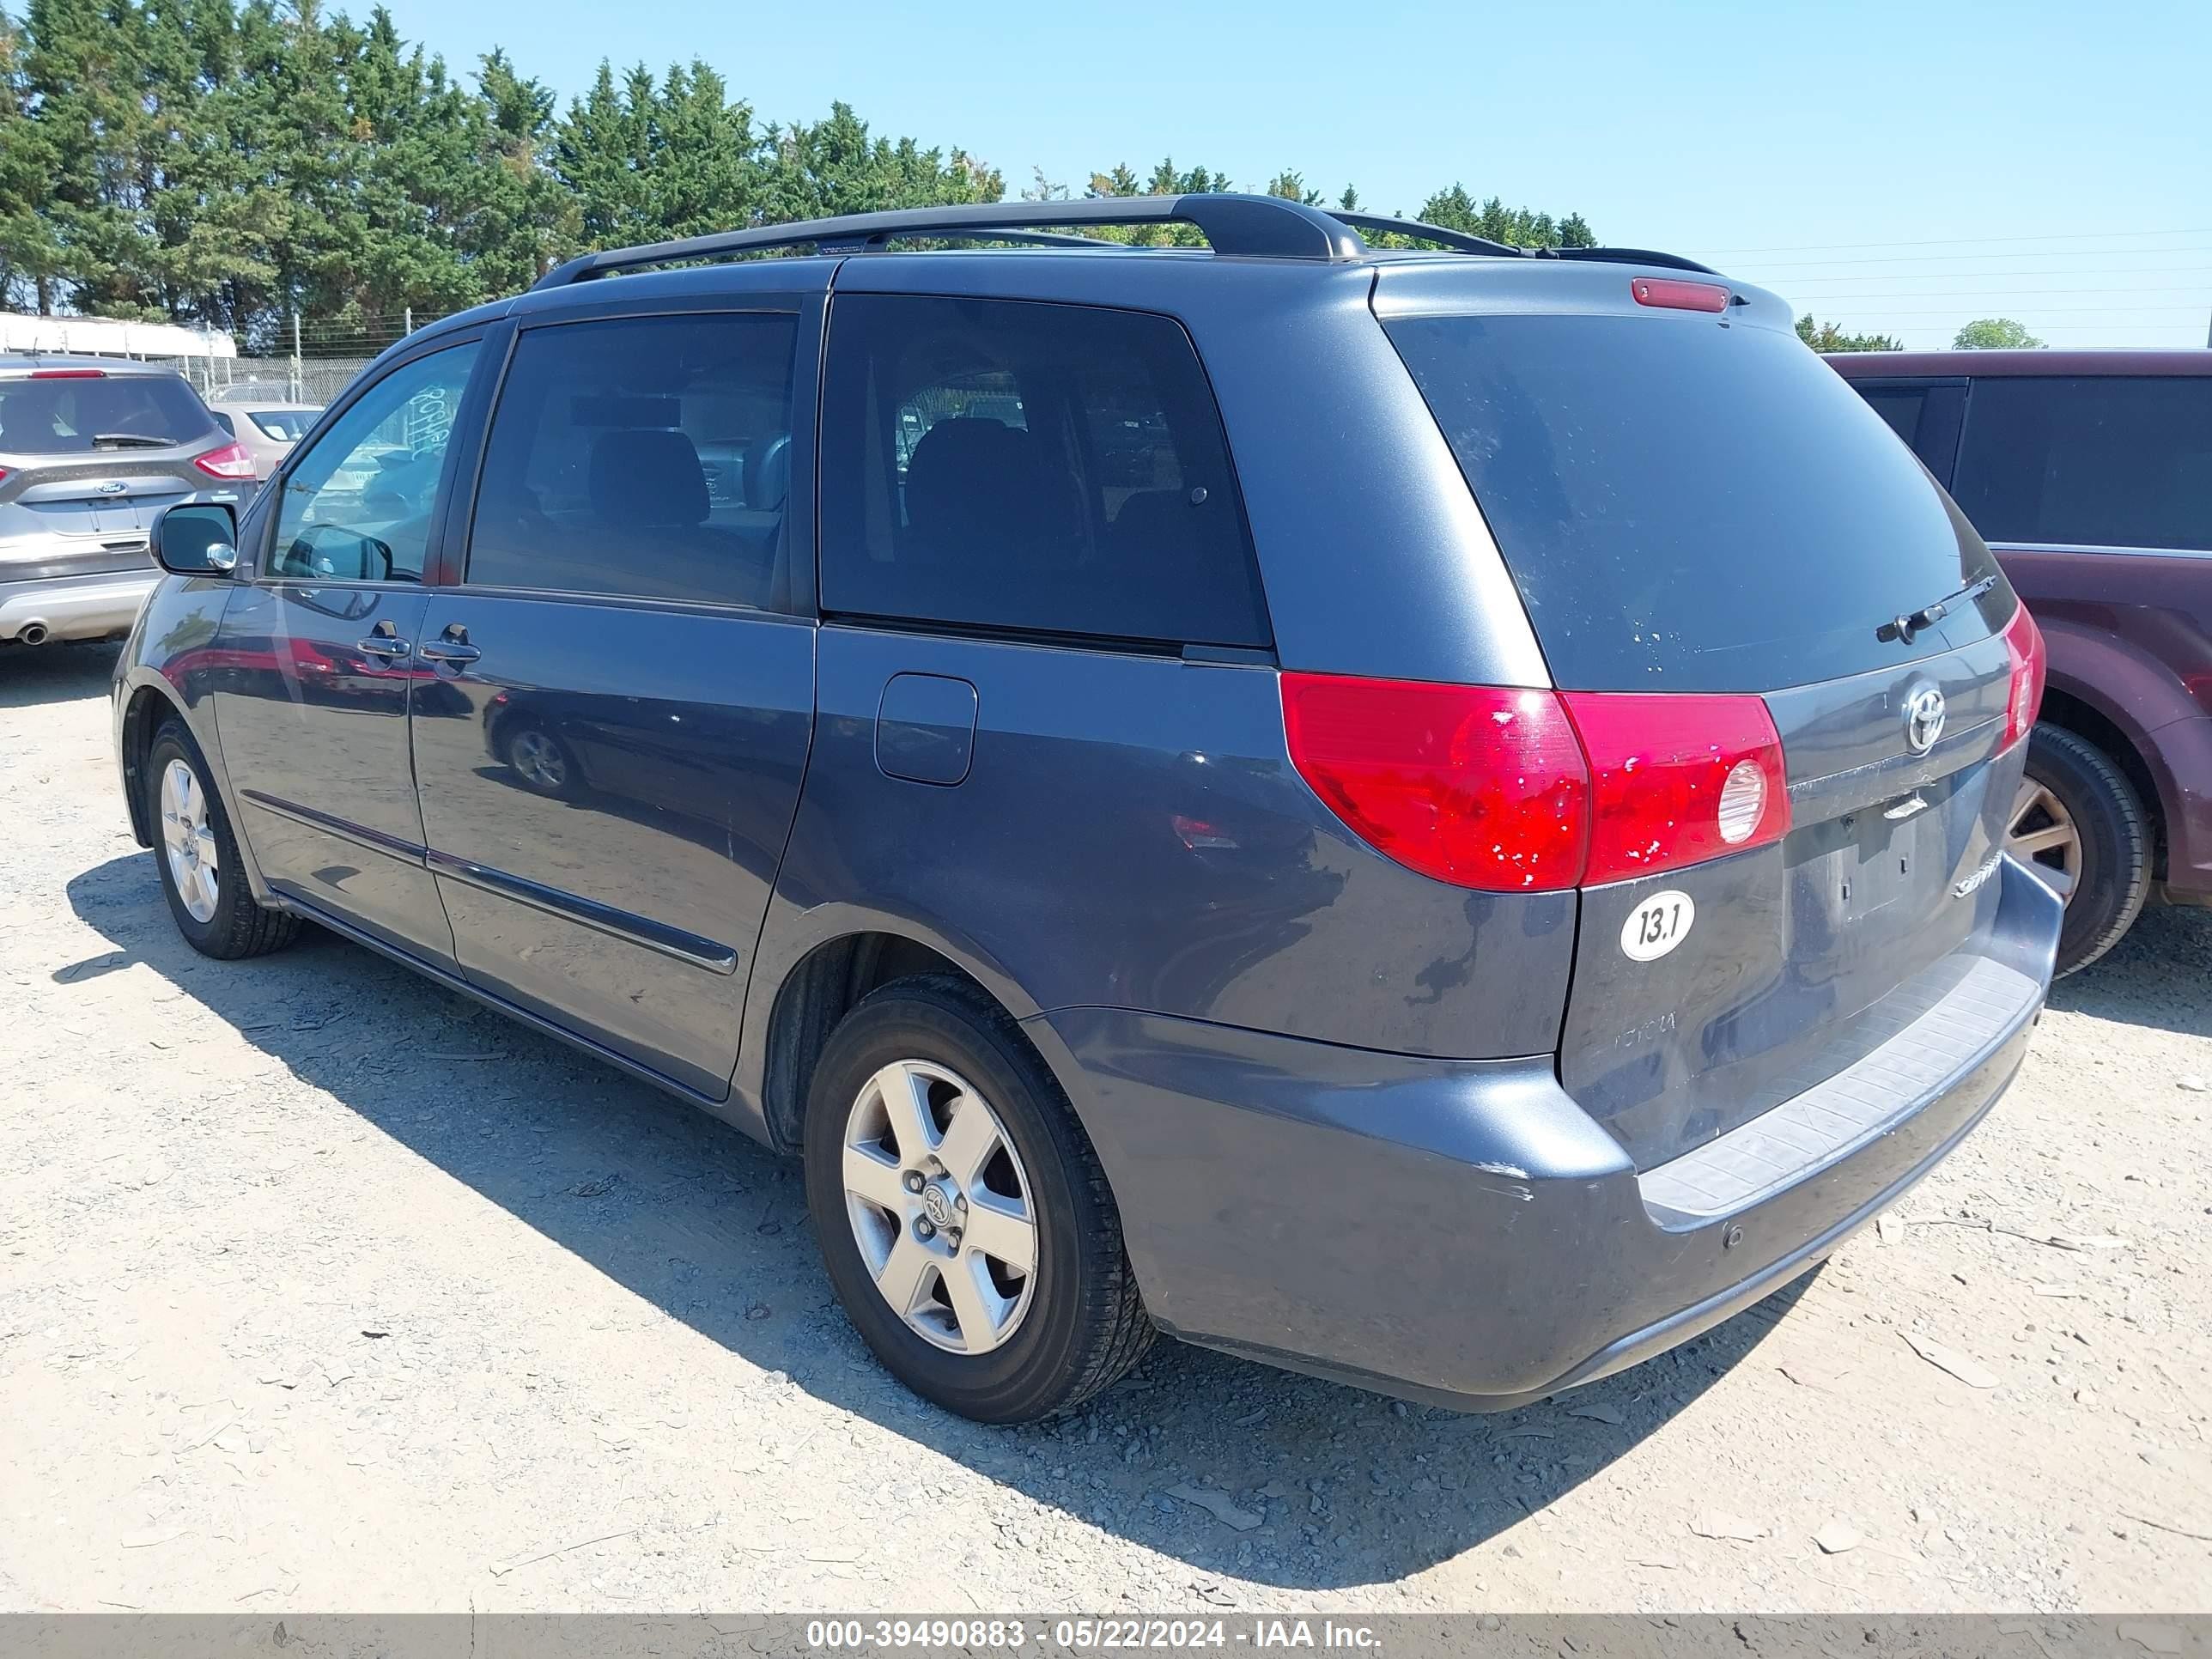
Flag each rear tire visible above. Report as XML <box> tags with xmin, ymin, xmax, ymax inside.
<box><xmin>145</xmin><ymin>720</ymin><xmax>300</xmax><ymax>960</ymax></box>
<box><xmin>802</xmin><ymin>974</ymin><xmax>1152</xmax><ymax>1423</ymax></box>
<box><xmin>2012</xmin><ymin>724</ymin><xmax>2148</xmax><ymax>976</ymax></box>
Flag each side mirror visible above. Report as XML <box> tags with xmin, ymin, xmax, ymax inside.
<box><xmin>154</xmin><ymin>503</ymin><xmax>240</xmax><ymax>577</ymax></box>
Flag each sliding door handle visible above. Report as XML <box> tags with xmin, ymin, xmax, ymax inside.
<box><xmin>419</xmin><ymin>623</ymin><xmax>480</xmax><ymax>665</ymax></box>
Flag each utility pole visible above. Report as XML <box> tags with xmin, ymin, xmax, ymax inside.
<box><xmin>404</xmin><ymin>307</ymin><xmax>413</xmax><ymax>336</ymax></box>
<box><xmin>290</xmin><ymin>311</ymin><xmax>302</xmax><ymax>403</ymax></box>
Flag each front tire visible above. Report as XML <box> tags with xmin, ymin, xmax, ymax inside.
<box><xmin>145</xmin><ymin>720</ymin><xmax>300</xmax><ymax>960</ymax></box>
<box><xmin>802</xmin><ymin>975</ymin><xmax>1152</xmax><ymax>1423</ymax></box>
<box><xmin>2010</xmin><ymin>724</ymin><xmax>2148</xmax><ymax>976</ymax></box>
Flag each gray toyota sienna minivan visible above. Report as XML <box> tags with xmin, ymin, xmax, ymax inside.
<box><xmin>115</xmin><ymin>196</ymin><xmax>2061</xmax><ymax>1423</ymax></box>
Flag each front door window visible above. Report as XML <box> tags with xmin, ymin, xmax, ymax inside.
<box><xmin>270</xmin><ymin>343</ymin><xmax>479</xmax><ymax>582</ymax></box>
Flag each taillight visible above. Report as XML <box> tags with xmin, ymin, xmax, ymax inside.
<box><xmin>1281</xmin><ymin>674</ymin><xmax>1791</xmax><ymax>891</ymax></box>
<box><xmin>2001</xmin><ymin>602</ymin><xmax>2046</xmax><ymax>750</ymax></box>
<box><xmin>29</xmin><ymin>367</ymin><xmax>106</xmax><ymax>380</ymax></box>
<box><xmin>1560</xmin><ymin>693</ymin><xmax>1791</xmax><ymax>884</ymax></box>
<box><xmin>193</xmin><ymin>441</ymin><xmax>256</xmax><ymax>481</ymax></box>
<box><xmin>1630</xmin><ymin>276</ymin><xmax>1730</xmax><ymax>313</ymax></box>
<box><xmin>1279</xmin><ymin>675</ymin><xmax>1589</xmax><ymax>891</ymax></box>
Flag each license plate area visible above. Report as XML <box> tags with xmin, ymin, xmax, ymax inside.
<box><xmin>1840</xmin><ymin>814</ymin><xmax>1925</xmax><ymax>922</ymax></box>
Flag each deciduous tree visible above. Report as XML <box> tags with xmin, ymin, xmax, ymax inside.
<box><xmin>1954</xmin><ymin>317</ymin><xmax>2044</xmax><ymax>349</ymax></box>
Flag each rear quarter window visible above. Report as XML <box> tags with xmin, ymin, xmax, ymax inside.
<box><xmin>818</xmin><ymin>295</ymin><xmax>1271</xmax><ymax>649</ymax></box>
<box><xmin>1951</xmin><ymin>375</ymin><xmax>2212</xmax><ymax>551</ymax></box>
<box><xmin>1385</xmin><ymin>313</ymin><xmax>2006</xmax><ymax>693</ymax></box>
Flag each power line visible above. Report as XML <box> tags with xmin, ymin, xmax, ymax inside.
<box><xmin>1781</xmin><ymin>284</ymin><xmax>2212</xmax><ymax>300</ymax></box>
<box><xmin>1728</xmin><ymin>247</ymin><xmax>2212</xmax><ymax>271</ymax></box>
<box><xmin>1751</xmin><ymin>264</ymin><xmax>2212</xmax><ymax>284</ymax></box>
<box><xmin>1692</xmin><ymin>226</ymin><xmax>2212</xmax><ymax>256</ymax></box>
<box><xmin>1796</xmin><ymin>307</ymin><xmax>2212</xmax><ymax>320</ymax></box>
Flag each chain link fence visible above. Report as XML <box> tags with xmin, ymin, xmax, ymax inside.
<box><xmin>141</xmin><ymin>311</ymin><xmax>449</xmax><ymax>410</ymax></box>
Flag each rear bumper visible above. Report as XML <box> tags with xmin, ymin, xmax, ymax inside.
<box><xmin>0</xmin><ymin>569</ymin><xmax>159</xmax><ymax>643</ymax></box>
<box><xmin>1029</xmin><ymin>857</ymin><xmax>2061</xmax><ymax>1411</ymax></box>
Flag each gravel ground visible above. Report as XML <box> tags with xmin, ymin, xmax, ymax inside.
<box><xmin>2</xmin><ymin>642</ymin><xmax>2208</xmax><ymax>1615</ymax></box>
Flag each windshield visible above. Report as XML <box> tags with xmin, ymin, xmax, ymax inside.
<box><xmin>1383</xmin><ymin>313</ymin><xmax>2010</xmax><ymax>693</ymax></box>
<box><xmin>0</xmin><ymin>374</ymin><xmax>217</xmax><ymax>456</ymax></box>
<box><xmin>248</xmin><ymin>410</ymin><xmax>317</xmax><ymax>441</ymax></box>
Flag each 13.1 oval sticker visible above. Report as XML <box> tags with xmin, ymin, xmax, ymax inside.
<box><xmin>1620</xmin><ymin>890</ymin><xmax>1695</xmax><ymax>962</ymax></box>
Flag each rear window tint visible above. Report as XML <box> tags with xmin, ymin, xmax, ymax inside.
<box><xmin>819</xmin><ymin>295</ymin><xmax>1270</xmax><ymax>648</ymax></box>
<box><xmin>0</xmin><ymin>374</ymin><xmax>215</xmax><ymax>454</ymax></box>
<box><xmin>1858</xmin><ymin>385</ymin><xmax>1928</xmax><ymax>447</ymax></box>
<box><xmin>1952</xmin><ymin>376</ymin><xmax>2212</xmax><ymax>552</ymax></box>
<box><xmin>1385</xmin><ymin>315</ymin><xmax>2005</xmax><ymax>692</ymax></box>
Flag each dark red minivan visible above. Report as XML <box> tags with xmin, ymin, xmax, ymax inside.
<box><xmin>1830</xmin><ymin>349</ymin><xmax>2212</xmax><ymax>973</ymax></box>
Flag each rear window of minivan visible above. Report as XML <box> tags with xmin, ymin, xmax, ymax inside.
<box><xmin>1384</xmin><ymin>314</ymin><xmax>2007</xmax><ymax>693</ymax></box>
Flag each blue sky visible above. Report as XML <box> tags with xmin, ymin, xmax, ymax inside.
<box><xmin>380</xmin><ymin>0</ymin><xmax>2212</xmax><ymax>348</ymax></box>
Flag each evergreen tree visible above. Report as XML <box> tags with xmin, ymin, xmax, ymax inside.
<box><xmin>0</xmin><ymin>0</ymin><xmax>1603</xmax><ymax>342</ymax></box>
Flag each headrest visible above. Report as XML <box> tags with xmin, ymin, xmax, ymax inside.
<box><xmin>750</xmin><ymin>434</ymin><xmax>791</xmax><ymax>512</ymax></box>
<box><xmin>904</xmin><ymin>417</ymin><xmax>1034</xmax><ymax>538</ymax></box>
<box><xmin>589</xmin><ymin>428</ymin><xmax>708</xmax><ymax>528</ymax></box>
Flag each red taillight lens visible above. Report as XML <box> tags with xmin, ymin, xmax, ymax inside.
<box><xmin>29</xmin><ymin>367</ymin><xmax>106</xmax><ymax>379</ymax></box>
<box><xmin>2001</xmin><ymin>602</ymin><xmax>2046</xmax><ymax>750</ymax></box>
<box><xmin>193</xmin><ymin>440</ymin><xmax>256</xmax><ymax>481</ymax></box>
<box><xmin>1282</xmin><ymin>674</ymin><xmax>1792</xmax><ymax>891</ymax></box>
<box><xmin>1630</xmin><ymin>276</ymin><xmax>1730</xmax><ymax>313</ymax></box>
<box><xmin>1280</xmin><ymin>674</ymin><xmax>1589</xmax><ymax>891</ymax></box>
<box><xmin>1561</xmin><ymin>693</ymin><xmax>1791</xmax><ymax>884</ymax></box>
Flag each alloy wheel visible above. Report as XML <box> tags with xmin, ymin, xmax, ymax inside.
<box><xmin>509</xmin><ymin>729</ymin><xmax>567</xmax><ymax>792</ymax></box>
<box><xmin>841</xmin><ymin>1058</ymin><xmax>1038</xmax><ymax>1355</ymax></box>
<box><xmin>160</xmin><ymin>758</ymin><xmax>221</xmax><ymax>923</ymax></box>
<box><xmin>2008</xmin><ymin>775</ymin><xmax>2081</xmax><ymax>903</ymax></box>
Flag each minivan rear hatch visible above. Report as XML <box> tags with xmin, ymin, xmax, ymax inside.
<box><xmin>1376</xmin><ymin>265</ymin><xmax>2028</xmax><ymax>1170</ymax></box>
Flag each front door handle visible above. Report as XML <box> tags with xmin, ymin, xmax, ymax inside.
<box><xmin>419</xmin><ymin>623</ymin><xmax>481</xmax><ymax>665</ymax></box>
<box><xmin>357</xmin><ymin>623</ymin><xmax>410</xmax><ymax>658</ymax></box>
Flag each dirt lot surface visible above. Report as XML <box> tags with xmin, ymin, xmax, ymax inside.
<box><xmin>3</xmin><ymin>643</ymin><xmax>2208</xmax><ymax>1615</ymax></box>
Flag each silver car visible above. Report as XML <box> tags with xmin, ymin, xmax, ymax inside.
<box><xmin>208</xmin><ymin>400</ymin><xmax>321</xmax><ymax>482</ymax></box>
<box><xmin>1</xmin><ymin>356</ymin><xmax>253</xmax><ymax>647</ymax></box>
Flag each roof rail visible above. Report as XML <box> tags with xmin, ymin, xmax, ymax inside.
<box><xmin>1326</xmin><ymin>212</ymin><xmax>1718</xmax><ymax>275</ymax></box>
<box><xmin>532</xmin><ymin>193</ymin><xmax>1366</xmax><ymax>289</ymax></box>
<box><xmin>1328</xmin><ymin>212</ymin><xmax>1525</xmax><ymax>257</ymax></box>
<box><xmin>1545</xmin><ymin>246</ymin><xmax>1719</xmax><ymax>276</ymax></box>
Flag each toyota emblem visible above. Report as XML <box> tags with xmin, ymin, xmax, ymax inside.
<box><xmin>1904</xmin><ymin>684</ymin><xmax>1947</xmax><ymax>755</ymax></box>
<box><xmin>98</xmin><ymin>480</ymin><xmax>128</xmax><ymax>495</ymax></box>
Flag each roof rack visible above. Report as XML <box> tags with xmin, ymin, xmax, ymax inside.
<box><xmin>1330</xmin><ymin>211</ymin><xmax>1525</xmax><ymax>257</ymax></box>
<box><xmin>532</xmin><ymin>194</ymin><xmax>1367</xmax><ymax>288</ymax></box>
<box><xmin>1546</xmin><ymin>246</ymin><xmax>1719</xmax><ymax>275</ymax></box>
<box><xmin>1332</xmin><ymin>212</ymin><xmax>1718</xmax><ymax>274</ymax></box>
<box><xmin>530</xmin><ymin>192</ymin><xmax>1718</xmax><ymax>290</ymax></box>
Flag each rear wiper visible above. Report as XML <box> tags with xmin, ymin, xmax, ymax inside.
<box><xmin>89</xmin><ymin>432</ymin><xmax>172</xmax><ymax>449</ymax></box>
<box><xmin>1878</xmin><ymin>574</ymin><xmax>1998</xmax><ymax>644</ymax></box>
